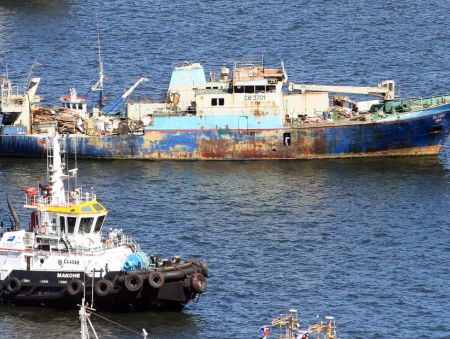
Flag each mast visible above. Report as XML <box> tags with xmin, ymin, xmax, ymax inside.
<box><xmin>49</xmin><ymin>134</ymin><xmax>66</xmax><ymax>205</ymax></box>
<box><xmin>91</xmin><ymin>20</ymin><xmax>104</xmax><ymax>112</ymax></box>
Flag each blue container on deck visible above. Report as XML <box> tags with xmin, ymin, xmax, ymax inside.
<box><xmin>123</xmin><ymin>252</ymin><xmax>150</xmax><ymax>271</ymax></box>
<box><xmin>1</xmin><ymin>125</ymin><xmax>27</xmax><ymax>135</ymax></box>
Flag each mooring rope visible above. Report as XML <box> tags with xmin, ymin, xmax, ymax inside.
<box><xmin>90</xmin><ymin>311</ymin><xmax>144</xmax><ymax>337</ymax></box>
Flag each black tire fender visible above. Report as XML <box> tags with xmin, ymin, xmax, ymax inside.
<box><xmin>66</xmin><ymin>279</ymin><xmax>84</xmax><ymax>296</ymax></box>
<box><xmin>163</xmin><ymin>270</ymin><xmax>185</xmax><ymax>281</ymax></box>
<box><xmin>94</xmin><ymin>279</ymin><xmax>114</xmax><ymax>297</ymax></box>
<box><xmin>191</xmin><ymin>273</ymin><xmax>207</xmax><ymax>293</ymax></box>
<box><xmin>199</xmin><ymin>260</ymin><xmax>208</xmax><ymax>277</ymax></box>
<box><xmin>148</xmin><ymin>271</ymin><xmax>165</xmax><ymax>289</ymax></box>
<box><xmin>124</xmin><ymin>274</ymin><xmax>143</xmax><ymax>292</ymax></box>
<box><xmin>6</xmin><ymin>277</ymin><xmax>21</xmax><ymax>295</ymax></box>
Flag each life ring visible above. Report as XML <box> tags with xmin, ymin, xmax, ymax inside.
<box><xmin>6</xmin><ymin>277</ymin><xmax>21</xmax><ymax>295</ymax></box>
<box><xmin>191</xmin><ymin>273</ymin><xmax>207</xmax><ymax>293</ymax></box>
<box><xmin>66</xmin><ymin>279</ymin><xmax>84</xmax><ymax>296</ymax></box>
<box><xmin>198</xmin><ymin>260</ymin><xmax>208</xmax><ymax>277</ymax></box>
<box><xmin>39</xmin><ymin>226</ymin><xmax>47</xmax><ymax>234</ymax></box>
<box><xmin>94</xmin><ymin>279</ymin><xmax>114</xmax><ymax>297</ymax></box>
<box><xmin>124</xmin><ymin>274</ymin><xmax>143</xmax><ymax>292</ymax></box>
<box><xmin>148</xmin><ymin>271</ymin><xmax>165</xmax><ymax>289</ymax></box>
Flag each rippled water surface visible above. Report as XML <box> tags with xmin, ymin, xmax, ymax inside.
<box><xmin>0</xmin><ymin>0</ymin><xmax>449</xmax><ymax>338</ymax></box>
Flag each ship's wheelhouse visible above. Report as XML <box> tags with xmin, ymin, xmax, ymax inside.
<box><xmin>58</xmin><ymin>213</ymin><xmax>106</xmax><ymax>235</ymax></box>
<box><xmin>35</xmin><ymin>200</ymin><xmax>108</xmax><ymax>237</ymax></box>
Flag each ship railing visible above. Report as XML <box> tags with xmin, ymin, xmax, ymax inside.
<box><xmin>23</xmin><ymin>190</ymin><xmax>97</xmax><ymax>208</ymax></box>
<box><xmin>23</xmin><ymin>194</ymin><xmax>41</xmax><ymax>208</ymax></box>
<box><xmin>67</xmin><ymin>187</ymin><xmax>97</xmax><ymax>205</ymax></box>
<box><xmin>31</xmin><ymin>233</ymin><xmax>106</xmax><ymax>256</ymax></box>
<box><xmin>100</xmin><ymin>233</ymin><xmax>139</xmax><ymax>251</ymax></box>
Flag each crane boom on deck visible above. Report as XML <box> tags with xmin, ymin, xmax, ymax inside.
<box><xmin>105</xmin><ymin>77</ymin><xmax>148</xmax><ymax>114</ymax></box>
<box><xmin>288</xmin><ymin>80</ymin><xmax>395</xmax><ymax>100</ymax></box>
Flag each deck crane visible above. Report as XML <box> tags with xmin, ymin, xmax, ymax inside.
<box><xmin>105</xmin><ymin>77</ymin><xmax>148</xmax><ymax>114</ymax></box>
<box><xmin>288</xmin><ymin>80</ymin><xmax>395</xmax><ymax>100</ymax></box>
<box><xmin>91</xmin><ymin>21</ymin><xmax>105</xmax><ymax>111</ymax></box>
<box><xmin>23</xmin><ymin>60</ymin><xmax>41</xmax><ymax>90</ymax></box>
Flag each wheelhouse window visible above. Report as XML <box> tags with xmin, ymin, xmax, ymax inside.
<box><xmin>79</xmin><ymin>217</ymin><xmax>94</xmax><ymax>234</ymax></box>
<box><xmin>219</xmin><ymin>98</ymin><xmax>224</xmax><ymax>106</ymax></box>
<box><xmin>244</xmin><ymin>86</ymin><xmax>255</xmax><ymax>93</ymax></box>
<box><xmin>67</xmin><ymin>217</ymin><xmax>77</xmax><ymax>233</ymax></box>
<box><xmin>266</xmin><ymin>85</ymin><xmax>276</xmax><ymax>92</ymax></box>
<box><xmin>94</xmin><ymin>215</ymin><xmax>105</xmax><ymax>233</ymax></box>
<box><xmin>211</xmin><ymin>98</ymin><xmax>218</xmax><ymax>106</ymax></box>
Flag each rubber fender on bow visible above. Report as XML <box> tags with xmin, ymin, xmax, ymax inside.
<box><xmin>148</xmin><ymin>271</ymin><xmax>165</xmax><ymax>289</ymax></box>
<box><xmin>95</xmin><ymin>279</ymin><xmax>114</xmax><ymax>297</ymax></box>
<box><xmin>162</xmin><ymin>270</ymin><xmax>185</xmax><ymax>281</ymax></box>
<box><xmin>66</xmin><ymin>279</ymin><xmax>84</xmax><ymax>296</ymax></box>
<box><xmin>124</xmin><ymin>274</ymin><xmax>143</xmax><ymax>292</ymax></box>
<box><xmin>191</xmin><ymin>273</ymin><xmax>207</xmax><ymax>293</ymax></box>
<box><xmin>6</xmin><ymin>277</ymin><xmax>21</xmax><ymax>295</ymax></box>
<box><xmin>198</xmin><ymin>260</ymin><xmax>208</xmax><ymax>277</ymax></box>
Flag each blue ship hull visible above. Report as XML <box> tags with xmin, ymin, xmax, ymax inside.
<box><xmin>1</xmin><ymin>104</ymin><xmax>450</xmax><ymax>160</ymax></box>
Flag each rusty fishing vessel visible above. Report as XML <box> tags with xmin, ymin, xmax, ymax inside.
<box><xmin>0</xmin><ymin>134</ymin><xmax>208</xmax><ymax>311</ymax></box>
<box><xmin>1</xmin><ymin>60</ymin><xmax>449</xmax><ymax>159</ymax></box>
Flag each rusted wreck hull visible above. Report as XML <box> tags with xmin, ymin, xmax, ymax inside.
<box><xmin>1</xmin><ymin>109</ymin><xmax>450</xmax><ymax>160</ymax></box>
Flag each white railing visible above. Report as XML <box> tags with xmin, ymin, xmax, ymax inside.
<box><xmin>24</xmin><ymin>188</ymin><xmax>97</xmax><ymax>209</ymax></box>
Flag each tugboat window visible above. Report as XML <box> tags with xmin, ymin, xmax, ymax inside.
<box><xmin>94</xmin><ymin>215</ymin><xmax>105</xmax><ymax>233</ymax></box>
<box><xmin>67</xmin><ymin>217</ymin><xmax>76</xmax><ymax>233</ymax></box>
<box><xmin>82</xmin><ymin>206</ymin><xmax>93</xmax><ymax>212</ymax></box>
<box><xmin>79</xmin><ymin>217</ymin><xmax>94</xmax><ymax>234</ymax></box>
<box><xmin>211</xmin><ymin>98</ymin><xmax>218</xmax><ymax>106</ymax></box>
<box><xmin>59</xmin><ymin>216</ymin><xmax>65</xmax><ymax>233</ymax></box>
<box><xmin>219</xmin><ymin>98</ymin><xmax>224</xmax><ymax>106</ymax></box>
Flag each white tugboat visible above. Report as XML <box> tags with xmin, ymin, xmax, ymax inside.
<box><xmin>0</xmin><ymin>134</ymin><xmax>208</xmax><ymax>311</ymax></box>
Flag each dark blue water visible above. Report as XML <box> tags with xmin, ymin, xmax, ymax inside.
<box><xmin>0</xmin><ymin>1</ymin><xmax>450</xmax><ymax>338</ymax></box>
